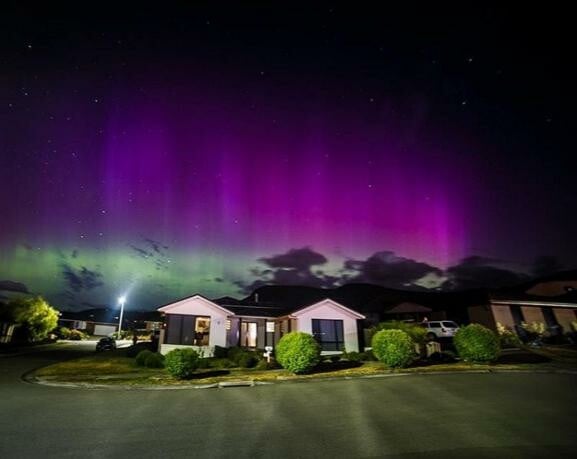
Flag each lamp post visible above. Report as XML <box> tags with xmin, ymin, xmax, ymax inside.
<box><xmin>118</xmin><ymin>296</ymin><xmax>126</xmax><ymax>336</ymax></box>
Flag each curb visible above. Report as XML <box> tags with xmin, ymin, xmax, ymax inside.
<box><xmin>24</xmin><ymin>367</ymin><xmax>577</xmax><ymax>391</ymax></box>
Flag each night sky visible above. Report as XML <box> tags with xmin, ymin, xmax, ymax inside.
<box><xmin>0</xmin><ymin>4</ymin><xmax>574</xmax><ymax>310</ymax></box>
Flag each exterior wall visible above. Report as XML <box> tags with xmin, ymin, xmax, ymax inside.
<box><xmin>520</xmin><ymin>306</ymin><xmax>545</xmax><ymax>324</ymax></box>
<box><xmin>293</xmin><ymin>303</ymin><xmax>361</xmax><ymax>352</ymax></box>
<box><xmin>158</xmin><ymin>297</ymin><xmax>229</xmax><ymax>356</ymax></box>
<box><xmin>553</xmin><ymin>308</ymin><xmax>577</xmax><ymax>333</ymax></box>
<box><xmin>468</xmin><ymin>305</ymin><xmax>498</xmax><ymax>330</ymax></box>
<box><xmin>491</xmin><ymin>305</ymin><xmax>515</xmax><ymax>330</ymax></box>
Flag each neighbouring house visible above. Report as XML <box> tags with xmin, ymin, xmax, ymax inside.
<box><xmin>157</xmin><ymin>294</ymin><xmax>366</xmax><ymax>357</ymax></box>
<box><xmin>468</xmin><ymin>291</ymin><xmax>577</xmax><ymax>340</ymax></box>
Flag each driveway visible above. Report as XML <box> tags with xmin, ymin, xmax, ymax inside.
<box><xmin>1</xmin><ymin>345</ymin><xmax>576</xmax><ymax>458</ymax></box>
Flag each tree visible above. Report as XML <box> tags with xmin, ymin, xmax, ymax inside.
<box><xmin>5</xmin><ymin>296</ymin><xmax>59</xmax><ymax>342</ymax></box>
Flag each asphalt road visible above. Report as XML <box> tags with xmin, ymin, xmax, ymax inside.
<box><xmin>1</xmin><ymin>344</ymin><xmax>576</xmax><ymax>458</ymax></box>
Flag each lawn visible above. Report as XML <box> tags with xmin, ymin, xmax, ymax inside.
<box><xmin>33</xmin><ymin>345</ymin><xmax>576</xmax><ymax>387</ymax></box>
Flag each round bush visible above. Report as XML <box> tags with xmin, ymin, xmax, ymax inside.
<box><xmin>275</xmin><ymin>332</ymin><xmax>321</xmax><ymax>374</ymax></box>
<box><xmin>135</xmin><ymin>349</ymin><xmax>154</xmax><ymax>366</ymax></box>
<box><xmin>371</xmin><ymin>329</ymin><xmax>415</xmax><ymax>368</ymax></box>
<box><xmin>144</xmin><ymin>352</ymin><xmax>165</xmax><ymax>369</ymax></box>
<box><xmin>164</xmin><ymin>348</ymin><xmax>201</xmax><ymax>379</ymax></box>
<box><xmin>454</xmin><ymin>324</ymin><xmax>500</xmax><ymax>363</ymax></box>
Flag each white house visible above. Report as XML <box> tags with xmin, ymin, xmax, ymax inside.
<box><xmin>157</xmin><ymin>295</ymin><xmax>365</xmax><ymax>357</ymax></box>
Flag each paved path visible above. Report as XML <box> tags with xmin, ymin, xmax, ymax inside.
<box><xmin>1</xmin><ymin>345</ymin><xmax>576</xmax><ymax>458</ymax></box>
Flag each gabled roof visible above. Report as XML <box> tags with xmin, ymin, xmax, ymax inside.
<box><xmin>157</xmin><ymin>294</ymin><xmax>234</xmax><ymax>315</ymax></box>
<box><xmin>289</xmin><ymin>298</ymin><xmax>366</xmax><ymax>319</ymax></box>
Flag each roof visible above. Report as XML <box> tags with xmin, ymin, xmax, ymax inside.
<box><xmin>385</xmin><ymin>302</ymin><xmax>432</xmax><ymax>314</ymax></box>
<box><xmin>157</xmin><ymin>294</ymin><xmax>234</xmax><ymax>315</ymax></box>
<box><xmin>290</xmin><ymin>298</ymin><xmax>366</xmax><ymax>320</ymax></box>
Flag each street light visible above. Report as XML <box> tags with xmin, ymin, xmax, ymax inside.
<box><xmin>118</xmin><ymin>296</ymin><xmax>126</xmax><ymax>336</ymax></box>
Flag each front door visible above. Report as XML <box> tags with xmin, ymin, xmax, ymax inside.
<box><xmin>241</xmin><ymin>322</ymin><xmax>257</xmax><ymax>348</ymax></box>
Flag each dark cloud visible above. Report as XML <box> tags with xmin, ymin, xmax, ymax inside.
<box><xmin>144</xmin><ymin>238</ymin><xmax>169</xmax><ymax>254</ymax></box>
<box><xmin>0</xmin><ymin>280</ymin><xmax>29</xmax><ymax>293</ymax></box>
<box><xmin>129</xmin><ymin>237</ymin><xmax>171</xmax><ymax>271</ymax></box>
<box><xmin>343</xmin><ymin>251</ymin><xmax>442</xmax><ymax>289</ymax></box>
<box><xmin>259</xmin><ymin>247</ymin><xmax>327</xmax><ymax>271</ymax></box>
<box><xmin>443</xmin><ymin>256</ymin><xmax>528</xmax><ymax>290</ymax></box>
<box><xmin>237</xmin><ymin>247</ymin><xmax>337</xmax><ymax>294</ymax></box>
<box><xmin>61</xmin><ymin>263</ymin><xmax>104</xmax><ymax>293</ymax></box>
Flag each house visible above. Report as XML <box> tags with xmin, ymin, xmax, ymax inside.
<box><xmin>468</xmin><ymin>285</ymin><xmax>577</xmax><ymax>339</ymax></box>
<box><xmin>157</xmin><ymin>294</ymin><xmax>365</xmax><ymax>357</ymax></box>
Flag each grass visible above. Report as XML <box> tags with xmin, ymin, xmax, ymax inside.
<box><xmin>33</xmin><ymin>345</ymin><xmax>577</xmax><ymax>387</ymax></box>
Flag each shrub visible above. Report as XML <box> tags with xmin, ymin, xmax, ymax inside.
<box><xmin>226</xmin><ymin>347</ymin><xmax>246</xmax><ymax>365</ymax></box>
<box><xmin>144</xmin><ymin>352</ymin><xmax>165</xmax><ymax>368</ymax></box>
<box><xmin>209</xmin><ymin>358</ymin><xmax>235</xmax><ymax>369</ymax></box>
<box><xmin>374</xmin><ymin>321</ymin><xmax>427</xmax><ymax>344</ymax></box>
<box><xmin>343</xmin><ymin>351</ymin><xmax>362</xmax><ymax>362</ymax></box>
<box><xmin>329</xmin><ymin>354</ymin><xmax>341</xmax><ymax>363</ymax></box>
<box><xmin>238</xmin><ymin>352</ymin><xmax>258</xmax><ymax>368</ymax></box>
<box><xmin>164</xmin><ymin>348</ymin><xmax>201</xmax><ymax>379</ymax></box>
<box><xmin>135</xmin><ymin>350</ymin><xmax>154</xmax><ymax>367</ymax></box>
<box><xmin>68</xmin><ymin>329</ymin><xmax>87</xmax><ymax>340</ymax></box>
<box><xmin>126</xmin><ymin>342</ymin><xmax>154</xmax><ymax>357</ymax></box>
<box><xmin>197</xmin><ymin>358</ymin><xmax>210</xmax><ymax>369</ymax></box>
<box><xmin>275</xmin><ymin>332</ymin><xmax>321</xmax><ymax>374</ymax></box>
<box><xmin>371</xmin><ymin>329</ymin><xmax>415</xmax><ymax>368</ymax></box>
<box><xmin>454</xmin><ymin>324</ymin><xmax>500</xmax><ymax>363</ymax></box>
<box><xmin>56</xmin><ymin>326</ymin><xmax>71</xmax><ymax>339</ymax></box>
<box><xmin>496</xmin><ymin>322</ymin><xmax>522</xmax><ymax>348</ymax></box>
<box><xmin>213</xmin><ymin>345</ymin><xmax>228</xmax><ymax>359</ymax></box>
<box><xmin>359</xmin><ymin>349</ymin><xmax>377</xmax><ymax>361</ymax></box>
<box><xmin>111</xmin><ymin>330</ymin><xmax>131</xmax><ymax>340</ymax></box>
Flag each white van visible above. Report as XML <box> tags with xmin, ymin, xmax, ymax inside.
<box><xmin>422</xmin><ymin>321</ymin><xmax>460</xmax><ymax>339</ymax></box>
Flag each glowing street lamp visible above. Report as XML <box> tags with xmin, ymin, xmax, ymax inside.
<box><xmin>118</xmin><ymin>296</ymin><xmax>127</xmax><ymax>335</ymax></box>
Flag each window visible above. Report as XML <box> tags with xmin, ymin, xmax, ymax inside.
<box><xmin>312</xmin><ymin>319</ymin><xmax>344</xmax><ymax>351</ymax></box>
<box><xmin>165</xmin><ymin>314</ymin><xmax>210</xmax><ymax>345</ymax></box>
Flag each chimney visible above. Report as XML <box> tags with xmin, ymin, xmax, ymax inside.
<box><xmin>254</xmin><ymin>293</ymin><xmax>259</xmax><ymax>303</ymax></box>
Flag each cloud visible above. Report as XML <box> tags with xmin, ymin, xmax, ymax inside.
<box><xmin>258</xmin><ymin>247</ymin><xmax>328</xmax><ymax>271</ymax></box>
<box><xmin>343</xmin><ymin>251</ymin><xmax>443</xmax><ymax>289</ymax></box>
<box><xmin>0</xmin><ymin>280</ymin><xmax>29</xmax><ymax>293</ymax></box>
<box><xmin>443</xmin><ymin>256</ymin><xmax>528</xmax><ymax>290</ymax></box>
<box><xmin>61</xmin><ymin>263</ymin><xmax>104</xmax><ymax>293</ymax></box>
<box><xmin>237</xmin><ymin>247</ymin><xmax>337</xmax><ymax>294</ymax></box>
<box><xmin>129</xmin><ymin>237</ymin><xmax>171</xmax><ymax>271</ymax></box>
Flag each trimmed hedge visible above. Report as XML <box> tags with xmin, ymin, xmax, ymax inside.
<box><xmin>371</xmin><ymin>329</ymin><xmax>415</xmax><ymax>368</ymax></box>
<box><xmin>135</xmin><ymin>350</ymin><xmax>154</xmax><ymax>366</ymax></box>
<box><xmin>144</xmin><ymin>352</ymin><xmax>165</xmax><ymax>368</ymax></box>
<box><xmin>454</xmin><ymin>324</ymin><xmax>500</xmax><ymax>363</ymax></box>
<box><xmin>275</xmin><ymin>332</ymin><xmax>321</xmax><ymax>374</ymax></box>
<box><xmin>164</xmin><ymin>348</ymin><xmax>201</xmax><ymax>379</ymax></box>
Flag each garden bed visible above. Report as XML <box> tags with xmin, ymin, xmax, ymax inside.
<box><xmin>32</xmin><ymin>345</ymin><xmax>576</xmax><ymax>387</ymax></box>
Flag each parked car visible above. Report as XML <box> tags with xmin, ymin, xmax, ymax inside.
<box><xmin>421</xmin><ymin>321</ymin><xmax>460</xmax><ymax>339</ymax></box>
<box><xmin>96</xmin><ymin>337</ymin><xmax>116</xmax><ymax>352</ymax></box>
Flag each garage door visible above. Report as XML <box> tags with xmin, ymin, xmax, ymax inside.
<box><xmin>94</xmin><ymin>325</ymin><xmax>117</xmax><ymax>336</ymax></box>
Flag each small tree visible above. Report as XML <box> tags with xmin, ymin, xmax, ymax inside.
<box><xmin>371</xmin><ymin>329</ymin><xmax>415</xmax><ymax>368</ymax></box>
<box><xmin>454</xmin><ymin>324</ymin><xmax>500</xmax><ymax>363</ymax></box>
<box><xmin>164</xmin><ymin>348</ymin><xmax>201</xmax><ymax>379</ymax></box>
<box><xmin>6</xmin><ymin>296</ymin><xmax>59</xmax><ymax>342</ymax></box>
<box><xmin>276</xmin><ymin>332</ymin><xmax>321</xmax><ymax>374</ymax></box>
